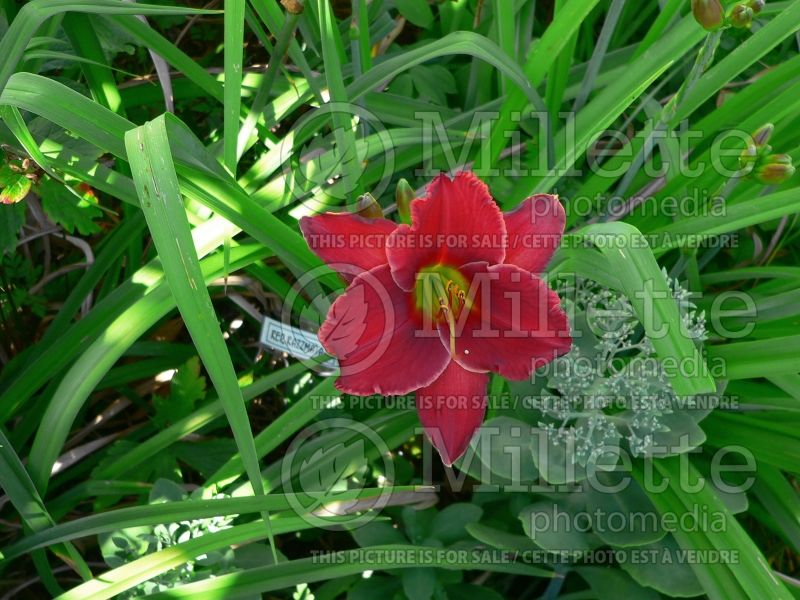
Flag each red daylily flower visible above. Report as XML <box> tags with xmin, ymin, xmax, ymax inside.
<box><xmin>300</xmin><ymin>172</ymin><xmax>572</xmax><ymax>465</ymax></box>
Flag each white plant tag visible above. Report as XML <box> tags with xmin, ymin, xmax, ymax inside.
<box><xmin>259</xmin><ymin>316</ymin><xmax>338</xmax><ymax>369</ymax></box>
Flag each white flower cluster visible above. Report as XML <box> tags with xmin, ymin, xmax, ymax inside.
<box><xmin>537</xmin><ymin>272</ymin><xmax>707</xmax><ymax>462</ymax></box>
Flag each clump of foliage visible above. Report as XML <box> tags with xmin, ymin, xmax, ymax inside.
<box><xmin>1</xmin><ymin>0</ymin><xmax>799</xmax><ymax>599</ymax></box>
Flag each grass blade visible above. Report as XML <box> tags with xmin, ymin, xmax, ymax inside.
<box><xmin>123</xmin><ymin>116</ymin><xmax>277</xmax><ymax>559</ymax></box>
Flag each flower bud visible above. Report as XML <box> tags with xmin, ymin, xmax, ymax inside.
<box><xmin>748</xmin><ymin>0</ymin><xmax>765</xmax><ymax>14</ymax></box>
<box><xmin>280</xmin><ymin>0</ymin><xmax>304</xmax><ymax>14</ymax></box>
<box><xmin>739</xmin><ymin>143</ymin><xmax>758</xmax><ymax>174</ymax></box>
<box><xmin>355</xmin><ymin>192</ymin><xmax>383</xmax><ymax>219</ymax></box>
<box><xmin>729</xmin><ymin>4</ymin><xmax>754</xmax><ymax>28</ymax></box>
<box><xmin>752</xmin><ymin>123</ymin><xmax>774</xmax><ymax>149</ymax></box>
<box><xmin>691</xmin><ymin>0</ymin><xmax>725</xmax><ymax>30</ymax></box>
<box><xmin>395</xmin><ymin>178</ymin><xmax>415</xmax><ymax>224</ymax></box>
<box><xmin>756</xmin><ymin>154</ymin><xmax>795</xmax><ymax>184</ymax></box>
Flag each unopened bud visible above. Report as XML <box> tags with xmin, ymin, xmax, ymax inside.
<box><xmin>748</xmin><ymin>0</ymin><xmax>765</xmax><ymax>14</ymax></box>
<box><xmin>395</xmin><ymin>178</ymin><xmax>415</xmax><ymax>224</ymax></box>
<box><xmin>692</xmin><ymin>0</ymin><xmax>725</xmax><ymax>30</ymax></box>
<box><xmin>280</xmin><ymin>0</ymin><xmax>304</xmax><ymax>15</ymax></box>
<box><xmin>356</xmin><ymin>192</ymin><xmax>383</xmax><ymax>219</ymax></box>
<box><xmin>729</xmin><ymin>4</ymin><xmax>754</xmax><ymax>28</ymax></box>
<box><xmin>740</xmin><ymin>143</ymin><xmax>758</xmax><ymax>174</ymax></box>
<box><xmin>757</xmin><ymin>154</ymin><xmax>795</xmax><ymax>184</ymax></box>
<box><xmin>752</xmin><ymin>123</ymin><xmax>774</xmax><ymax>148</ymax></box>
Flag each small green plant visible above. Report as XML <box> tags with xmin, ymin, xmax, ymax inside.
<box><xmin>99</xmin><ymin>478</ymin><xmax>255</xmax><ymax>598</ymax></box>
<box><xmin>539</xmin><ymin>272</ymin><xmax>709</xmax><ymax>463</ymax></box>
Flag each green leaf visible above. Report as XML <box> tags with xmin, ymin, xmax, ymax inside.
<box><xmin>0</xmin><ymin>201</ymin><xmax>25</xmax><ymax>253</ymax></box>
<box><xmin>0</xmin><ymin>169</ymin><xmax>31</xmax><ymax>204</ymax></box>
<box><xmin>2</xmin><ymin>487</ymin><xmax>406</xmax><ymax>560</ymax></box>
<box><xmin>472</xmin><ymin>417</ymin><xmax>538</xmax><ymax>483</ymax></box>
<box><xmin>173</xmin><ymin>438</ymin><xmax>237</xmax><ymax>478</ymax></box>
<box><xmin>479</xmin><ymin>0</ymin><xmax>605</xmax><ymax>167</ymax></box>
<box><xmin>519</xmin><ymin>501</ymin><xmax>593</xmax><ymax>555</ymax></box>
<box><xmin>56</xmin><ymin>516</ymin><xmax>373</xmax><ymax>600</ymax></box>
<box><xmin>635</xmin><ymin>458</ymin><xmax>793</xmax><ymax>599</ymax></box>
<box><xmin>570</xmin><ymin>222</ymin><xmax>716</xmax><ymax>397</ymax></box>
<box><xmin>0</xmin><ymin>160</ymin><xmax>16</xmax><ymax>186</ymax></box>
<box><xmin>38</xmin><ymin>177</ymin><xmax>102</xmax><ymax>235</ymax></box>
<box><xmin>139</xmin><ymin>545</ymin><xmax>553</xmax><ymax>599</ymax></box>
<box><xmin>577</xmin><ymin>566</ymin><xmax>660</xmax><ymax>600</ymax></box>
<box><xmin>584</xmin><ymin>470</ymin><xmax>665</xmax><ymax>547</ymax></box>
<box><xmin>401</xmin><ymin>567</ymin><xmax>437</xmax><ymax>600</ymax></box>
<box><xmin>529</xmin><ymin>425</ymin><xmax>588</xmax><ymax>485</ymax></box>
<box><xmin>445</xmin><ymin>584</ymin><xmax>504</xmax><ymax>600</ymax></box>
<box><xmin>466</xmin><ymin>522</ymin><xmax>539</xmax><ymax>552</ymax></box>
<box><xmin>411</xmin><ymin>64</ymin><xmax>456</xmax><ymax>105</ymax></box>
<box><xmin>149</xmin><ymin>478</ymin><xmax>186</xmax><ymax>504</ymax></box>
<box><xmin>0</xmin><ymin>0</ymin><xmax>219</xmax><ymax>96</ymax></box>
<box><xmin>0</xmin><ymin>429</ymin><xmax>92</xmax><ymax>580</ymax></box>
<box><xmin>395</xmin><ymin>0</ymin><xmax>434</xmax><ymax>28</ymax></box>
<box><xmin>151</xmin><ymin>356</ymin><xmax>207</xmax><ymax>428</ymax></box>
<box><xmin>430</xmin><ymin>503</ymin><xmax>483</xmax><ymax>545</ymax></box>
<box><xmin>619</xmin><ymin>534</ymin><xmax>704</xmax><ymax>597</ymax></box>
<box><xmin>352</xmin><ymin>521</ymin><xmax>408</xmax><ymax>547</ymax></box>
<box><xmin>348</xmin><ymin>576</ymin><xmax>401</xmax><ymax>600</ymax></box>
<box><xmin>124</xmin><ymin>116</ymin><xmax>276</xmax><ymax>559</ymax></box>
<box><xmin>222</xmin><ymin>0</ymin><xmax>245</xmax><ymax>172</ymax></box>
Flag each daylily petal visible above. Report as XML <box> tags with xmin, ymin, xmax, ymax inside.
<box><xmin>319</xmin><ymin>264</ymin><xmax>450</xmax><ymax>396</ymax></box>
<box><xmin>416</xmin><ymin>360</ymin><xmax>488</xmax><ymax>466</ymax></box>
<box><xmin>443</xmin><ymin>262</ymin><xmax>572</xmax><ymax>380</ymax></box>
<box><xmin>300</xmin><ymin>213</ymin><xmax>397</xmax><ymax>282</ymax></box>
<box><xmin>503</xmin><ymin>194</ymin><xmax>565</xmax><ymax>274</ymax></box>
<box><xmin>387</xmin><ymin>172</ymin><xmax>506</xmax><ymax>290</ymax></box>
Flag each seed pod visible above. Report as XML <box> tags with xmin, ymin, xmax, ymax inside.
<box><xmin>691</xmin><ymin>0</ymin><xmax>725</xmax><ymax>30</ymax></box>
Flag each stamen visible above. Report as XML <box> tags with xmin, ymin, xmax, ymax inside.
<box><xmin>439</xmin><ymin>298</ymin><xmax>457</xmax><ymax>359</ymax></box>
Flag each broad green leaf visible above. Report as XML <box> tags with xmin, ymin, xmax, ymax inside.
<box><xmin>402</xmin><ymin>567</ymin><xmax>437</xmax><ymax>600</ymax></box>
<box><xmin>430</xmin><ymin>503</ymin><xmax>483</xmax><ymax>545</ymax></box>
<box><xmin>519</xmin><ymin>501</ymin><xmax>594</xmax><ymax>555</ymax></box>
<box><xmin>395</xmin><ymin>0</ymin><xmax>434</xmax><ymax>28</ymax></box>
<box><xmin>465</xmin><ymin>522</ymin><xmax>539</xmax><ymax>552</ymax></box>
<box><xmin>619</xmin><ymin>534</ymin><xmax>704</xmax><ymax>597</ymax></box>
<box><xmin>577</xmin><ymin>566</ymin><xmax>660</xmax><ymax>599</ymax></box>
<box><xmin>38</xmin><ymin>177</ymin><xmax>102</xmax><ymax>235</ymax></box>
<box><xmin>151</xmin><ymin>356</ymin><xmax>207</xmax><ymax>428</ymax></box>
<box><xmin>584</xmin><ymin>470</ymin><xmax>665</xmax><ymax>547</ymax></box>
<box><xmin>0</xmin><ymin>167</ymin><xmax>31</xmax><ymax>204</ymax></box>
